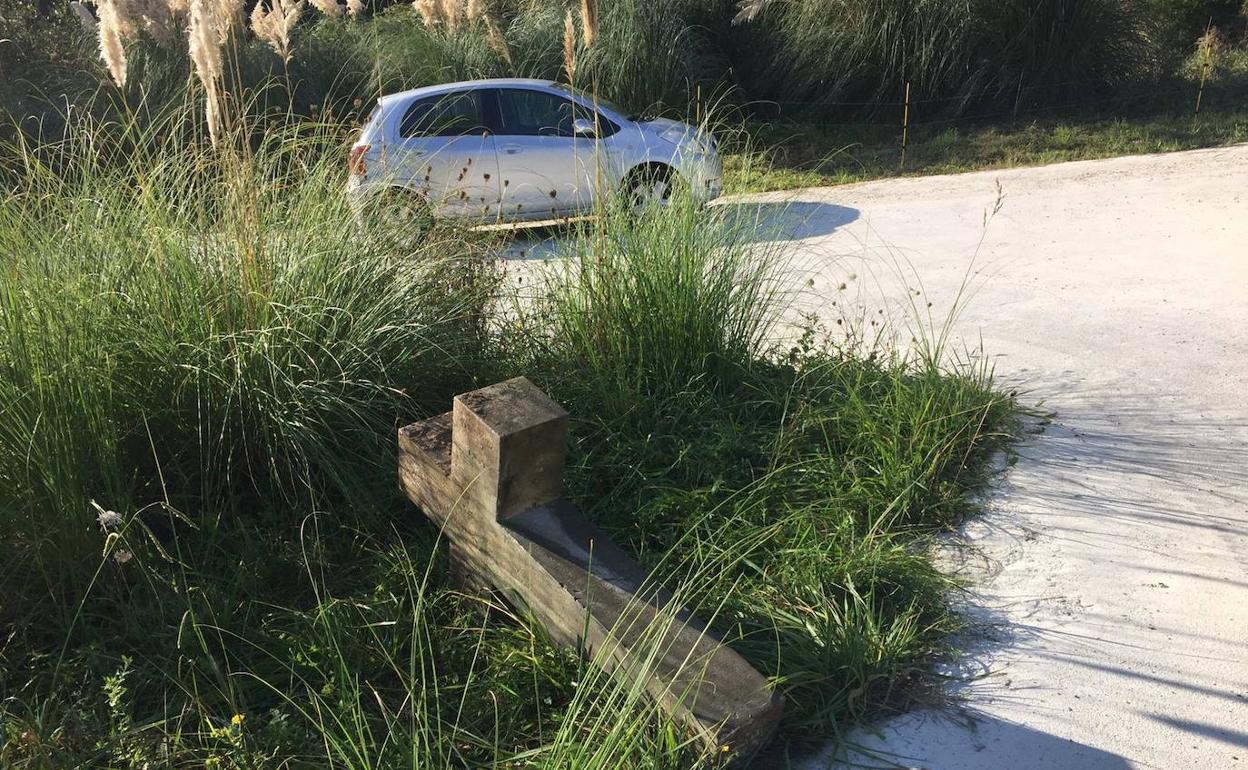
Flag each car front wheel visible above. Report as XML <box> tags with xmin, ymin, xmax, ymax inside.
<box><xmin>625</xmin><ymin>165</ymin><xmax>675</xmax><ymax>208</ymax></box>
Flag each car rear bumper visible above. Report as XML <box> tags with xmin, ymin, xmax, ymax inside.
<box><xmin>685</xmin><ymin>155</ymin><xmax>723</xmax><ymax>204</ymax></box>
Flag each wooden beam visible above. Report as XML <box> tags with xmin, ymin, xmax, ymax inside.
<box><xmin>398</xmin><ymin>377</ymin><xmax>782</xmax><ymax>763</ymax></box>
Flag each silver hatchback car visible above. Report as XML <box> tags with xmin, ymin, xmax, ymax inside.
<box><xmin>347</xmin><ymin>78</ymin><xmax>722</xmax><ymax>224</ymax></box>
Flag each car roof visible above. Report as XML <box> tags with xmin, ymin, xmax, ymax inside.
<box><xmin>377</xmin><ymin>78</ymin><xmax>561</xmax><ymax>106</ymax></box>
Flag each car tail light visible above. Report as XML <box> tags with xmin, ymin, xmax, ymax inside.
<box><xmin>348</xmin><ymin>145</ymin><xmax>369</xmax><ymax>177</ymax></box>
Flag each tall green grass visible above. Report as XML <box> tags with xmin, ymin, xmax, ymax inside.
<box><xmin>0</xmin><ymin>110</ymin><xmax>498</xmax><ymax>611</ymax></box>
<box><xmin>525</xmin><ymin>197</ymin><xmax>788</xmax><ymax>414</ymax></box>
<box><xmin>725</xmin><ymin>0</ymin><xmax>1160</xmax><ymax>118</ymax></box>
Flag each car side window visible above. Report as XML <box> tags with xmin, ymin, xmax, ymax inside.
<box><xmin>399</xmin><ymin>91</ymin><xmax>488</xmax><ymax>138</ymax></box>
<box><xmin>494</xmin><ymin>89</ymin><xmax>618</xmax><ymax>138</ymax></box>
<box><xmin>495</xmin><ymin>89</ymin><xmax>577</xmax><ymax>137</ymax></box>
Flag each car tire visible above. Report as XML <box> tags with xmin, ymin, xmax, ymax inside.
<box><xmin>369</xmin><ymin>187</ymin><xmax>433</xmax><ymax>246</ymax></box>
<box><xmin>625</xmin><ymin>164</ymin><xmax>675</xmax><ymax>209</ymax></box>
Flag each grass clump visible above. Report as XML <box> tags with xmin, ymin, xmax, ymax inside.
<box><xmin>518</xmin><ymin>196</ymin><xmax>1015</xmax><ymax>740</ymax></box>
<box><xmin>0</xmin><ymin>110</ymin><xmax>1015</xmax><ymax>768</ymax></box>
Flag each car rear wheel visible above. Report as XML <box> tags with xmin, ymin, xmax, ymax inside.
<box><xmin>369</xmin><ymin>188</ymin><xmax>433</xmax><ymax>246</ymax></box>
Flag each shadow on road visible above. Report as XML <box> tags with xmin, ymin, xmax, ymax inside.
<box><xmin>496</xmin><ymin>200</ymin><xmax>860</xmax><ymax>261</ymax></box>
<box><xmin>818</xmin><ymin>711</ymin><xmax>1136</xmax><ymax>770</ymax></box>
<box><xmin>828</xmin><ymin>377</ymin><xmax>1248</xmax><ymax>769</ymax></box>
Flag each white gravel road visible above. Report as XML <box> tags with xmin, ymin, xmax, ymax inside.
<box><xmin>756</xmin><ymin>146</ymin><xmax>1248</xmax><ymax>770</ymax></box>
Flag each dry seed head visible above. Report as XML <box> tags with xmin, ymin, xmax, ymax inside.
<box><xmin>251</xmin><ymin>0</ymin><xmax>303</xmax><ymax>62</ymax></box>
<box><xmin>309</xmin><ymin>0</ymin><xmax>343</xmax><ymax>17</ymax></box>
<box><xmin>211</xmin><ymin>0</ymin><xmax>245</xmax><ymax>43</ymax></box>
<box><xmin>96</xmin><ymin>508</ymin><xmax>123</xmax><ymax>532</ymax></box>
<box><xmin>134</xmin><ymin>0</ymin><xmax>180</xmax><ymax>45</ymax></box>
<box><xmin>485</xmin><ymin>16</ymin><xmax>512</xmax><ymax>66</ymax></box>
<box><xmin>439</xmin><ymin>0</ymin><xmax>461</xmax><ymax>32</ymax></box>
<box><xmin>95</xmin><ymin>0</ymin><xmax>133</xmax><ymax>86</ymax></box>
<box><xmin>346</xmin><ymin>0</ymin><xmax>364</xmax><ymax>17</ymax></box>
<box><xmin>465</xmin><ymin>0</ymin><xmax>483</xmax><ymax>21</ymax></box>
<box><xmin>562</xmin><ymin>9</ymin><xmax>576</xmax><ymax>81</ymax></box>
<box><xmin>1197</xmin><ymin>28</ymin><xmax>1223</xmax><ymax>65</ymax></box>
<box><xmin>578</xmin><ymin>0</ymin><xmax>596</xmax><ymax>47</ymax></box>
<box><xmin>413</xmin><ymin>0</ymin><xmax>436</xmax><ymax>26</ymax></box>
<box><xmin>188</xmin><ymin>0</ymin><xmax>224</xmax><ymax>144</ymax></box>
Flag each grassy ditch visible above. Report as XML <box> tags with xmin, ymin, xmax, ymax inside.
<box><xmin>0</xmin><ymin>115</ymin><xmax>1015</xmax><ymax>768</ymax></box>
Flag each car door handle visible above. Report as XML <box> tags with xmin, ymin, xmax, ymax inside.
<box><xmin>502</xmin><ymin>145</ymin><xmax>523</xmax><ymax>155</ymax></box>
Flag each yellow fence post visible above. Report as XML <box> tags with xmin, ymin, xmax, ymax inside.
<box><xmin>900</xmin><ymin>81</ymin><xmax>911</xmax><ymax>169</ymax></box>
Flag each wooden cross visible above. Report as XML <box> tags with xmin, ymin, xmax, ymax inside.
<box><xmin>398</xmin><ymin>377</ymin><xmax>782</xmax><ymax>763</ymax></box>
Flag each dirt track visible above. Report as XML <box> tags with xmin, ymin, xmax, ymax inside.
<box><xmin>760</xmin><ymin>146</ymin><xmax>1248</xmax><ymax>769</ymax></box>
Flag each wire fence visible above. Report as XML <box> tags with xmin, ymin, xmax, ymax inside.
<box><xmin>719</xmin><ymin>75</ymin><xmax>1248</xmax><ymax>169</ymax></box>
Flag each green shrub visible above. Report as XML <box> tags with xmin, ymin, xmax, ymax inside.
<box><xmin>725</xmin><ymin>0</ymin><xmax>982</xmax><ymax>115</ymax></box>
<box><xmin>976</xmin><ymin>0</ymin><xmax>1162</xmax><ymax>110</ymax></box>
<box><xmin>724</xmin><ymin>0</ymin><xmax>1161</xmax><ymax>117</ymax></box>
<box><xmin>526</xmin><ymin>196</ymin><xmax>787</xmax><ymax>414</ymax></box>
<box><xmin>510</xmin><ymin>194</ymin><xmax>1014</xmax><ymax>740</ymax></box>
<box><xmin>0</xmin><ymin>0</ymin><xmax>99</xmax><ymax>145</ymax></box>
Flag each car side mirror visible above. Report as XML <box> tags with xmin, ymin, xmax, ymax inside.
<box><xmin>571</xmin><ymin>118</ymin><xmax>597</xmax><ymax>138</ymax></box>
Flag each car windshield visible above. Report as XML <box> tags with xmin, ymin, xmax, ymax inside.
<box><xmin>548</xmin><ymin>83</ymin><xmax>636</xmax><ymax>120</ymax></box>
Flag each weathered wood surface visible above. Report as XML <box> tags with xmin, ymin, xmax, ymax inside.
<box><xmin>397</xmin><ymin>377</ymin><xmax>782</xmax><ymax>763</ymax></box>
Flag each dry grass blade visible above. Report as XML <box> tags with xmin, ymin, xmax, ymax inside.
<box><xmin>733</xmin><ymin>0</ymin><xmax>771</xmax><ymax>24</ymax></box>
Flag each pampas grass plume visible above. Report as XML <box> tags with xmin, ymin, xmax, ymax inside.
<box><xmin>188</xmin><ymin>0</ymin><xmax>224</xmax><ymax>144</ymax></box>
<box><xmin>310</xmin><ymin>0</ymin><xmax>343</xmax><ymax>17</ymax></box>
<box><xmin>486</xmin><ymin>16</ymin><xmax>512</xmax><ymax>66</ymax></box>
<box><xmin>579</xmin><ymin>0</ymin><xmax>596</xmax><ymax>47</ymax></box>
<box><xmin>212</xmin><ymin>0</ymin><xmax>244</xmax><ymax>43</ymax></box>
<box><xmin>562</xmin><ymin>9</ymin><xmax>576</xmax><ymax>80</ymax></box>
<box><xmin>413</xmin><ymin>0</ymin><xmax>436</xmax><ymax>27</ymax></box>
<box><xmin>251</xmin><ymin>0</ymin><xmax>304</xmax><ymax>62</ymax></box>
<box><xmin>439</xmin><ymin>0</ymin><xmax>461</xmax><ymax>32</ymax></box>
<box><xmin>95</xmin><ymin>0</ymin><xmax>134</xmax><ymax>86</ymax></box>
